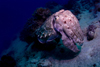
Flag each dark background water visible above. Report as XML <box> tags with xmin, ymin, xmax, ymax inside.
<box><xmin>0</xmin><ymin>0</ymin><xmax>69</xmax><ymax>56</ymax></box>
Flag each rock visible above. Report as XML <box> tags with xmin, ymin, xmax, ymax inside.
<box><xmin>87</xmin><ymin>25</ymin><xmax>97</xmax><ymax>41</ymax></box>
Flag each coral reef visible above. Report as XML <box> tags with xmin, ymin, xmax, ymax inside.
<box><xmin>3</xmin><ymin>0</ymin><xmax>100</xmax><ymax>67</ymax></box>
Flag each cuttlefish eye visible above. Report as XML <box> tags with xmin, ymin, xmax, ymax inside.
<box><xmin>56</xmin><ymin>16</ymin><xmax>59</xmax><ymax>20</ymax></box>
<box><xmin>54</xmin><ymin>16</ymin><xmax>59</xmax><ymax>20</ymax></box>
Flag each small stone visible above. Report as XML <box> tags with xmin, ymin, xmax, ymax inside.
<box><xmin>87</xmin><ymin>25</ymin><xmax>97</xmax><ymax>41</ymax></box>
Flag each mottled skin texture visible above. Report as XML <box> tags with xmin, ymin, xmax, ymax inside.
<box><xmin>35</xmin><ymin>9</ymin><xmax>84</xmax><ymax>52</ymax></box>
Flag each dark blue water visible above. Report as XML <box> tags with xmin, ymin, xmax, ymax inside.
<box><xmin>0</xmin><ymin>0</ymin><xmax>69</xmax><ymax>57</ymax></box>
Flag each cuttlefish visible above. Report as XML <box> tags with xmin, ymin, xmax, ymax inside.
<box><xmin>34</xmin><ymin>9</ymin><xmax>84</xmax><ymax>53</ymax></box>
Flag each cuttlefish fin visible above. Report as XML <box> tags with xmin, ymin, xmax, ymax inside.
<box><xmin>37</xmin><ymin>37</ymin><xmax>47</xmax><ymax>44</ymax></box>
<box><xmin>47</xmin><ymin>33</ymin><xmax>60</xmax><ymax>42</ymax></box>
<box><xmin>38</xmin><ymin>32</ymin><xmax>61</xmax><ymax>43</ymax></box>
